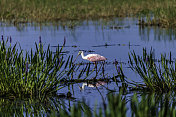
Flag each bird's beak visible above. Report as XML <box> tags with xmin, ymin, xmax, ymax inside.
<box><xmin>78</xmin><ymin>52</ymin><xmax>81</xmax><ymax>55</ymax></box>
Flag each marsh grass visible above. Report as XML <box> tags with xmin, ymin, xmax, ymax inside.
<box><xmin>131</xmin><ymin>92</ymin><xmax>176</xmax><ymax>117</ymax></box>
<box><xmin>128</xmin><ymin>48</ymin><xmax>176</xmax><ymax>92</ymax></box>
<box><xmin>1</xmin><ymin>0</ymin><xmax>176</xmax><ymax>27</ymax></box>
<box><xmin>0</xmin><ymin>36</ymin><xmax>79</xmax><ymax>100</ymax></box>
<box><xmin>138</xmin><ymin>5</ymin><xmax>176</xmax><ymax>28</ymax></box>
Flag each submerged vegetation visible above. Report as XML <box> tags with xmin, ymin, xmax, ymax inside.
<box><xmin>0</xmin><ymin>0</ymin><xmax>176</xmax><ymax>27</ymax></box>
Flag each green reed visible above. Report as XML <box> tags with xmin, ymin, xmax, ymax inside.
<box><xmin>0</xmin><ymin>37</ymin><xmax>77</xmax><ymax>100</ymax></box>
<box><xmin>128</xmin><ymin>48</ymin><xmax>176</xmax><ymax>92</ymax></box>
<box><xmin>131</xmin><ymin>92</ymin><xmax>176</xmax><ymax>117</ymax></box>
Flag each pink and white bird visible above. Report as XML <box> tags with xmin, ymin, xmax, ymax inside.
<box><xmin>78</xmin><ymin>51</ymin><xmax>107</xmax><ymax>62</ymax></box>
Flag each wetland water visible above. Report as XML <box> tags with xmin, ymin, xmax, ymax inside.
<box><xmin>1</xmin><ymin>18</ymin><xmax>176</xmax><ymax>115</ymax></box>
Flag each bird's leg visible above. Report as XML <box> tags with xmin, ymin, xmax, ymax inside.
<box><xmin>95</xmin><ymin>62</ymin><xmax>97</xmax><ymax>75</ymax></box>
<box><xmin>102</xmin><ymin>61</ymin><xmax>105</xmax><ymax>78</ymax></box>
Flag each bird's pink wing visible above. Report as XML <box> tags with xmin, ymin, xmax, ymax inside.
<box><xmin>87</xmin><ymin>55</ymin><xmax>107</xmax><ymax>62</ymax></box>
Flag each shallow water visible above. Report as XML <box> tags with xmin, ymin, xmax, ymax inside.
<box><xmin>1</xmin><ymin>18</ymin><xmax>176</xmax><ymax>115</ymax></box>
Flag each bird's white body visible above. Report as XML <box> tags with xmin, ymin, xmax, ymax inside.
<box><xmin>79</xmin><ymin>51</ymin><xmax>107</xmax><ymax>62</ymax></box>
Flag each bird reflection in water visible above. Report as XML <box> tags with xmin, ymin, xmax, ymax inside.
<box><xmin>79</xmin><ymin>81</ymin><xmax>107</xmax><ymax>90</ymax></box>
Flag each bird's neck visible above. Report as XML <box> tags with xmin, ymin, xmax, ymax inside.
<box><xmin>81</xmin><ymin>83</ymin><xmax>87</xmax><ymax>90</ymax></box>
<box><xmin>81</xmin><ymin>52</ymin><xmax>87</xmax><ymax>59</ymax></box>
